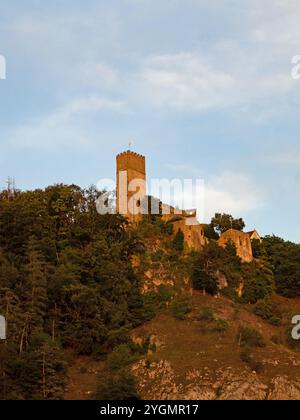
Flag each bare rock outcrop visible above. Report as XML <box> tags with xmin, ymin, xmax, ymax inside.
<box><xmin>132</xmin><ymin>359</ymin><xmax>300</xmax><ymax>400</ymax></box>
<box><xmin>268</xmin><ymin>376</ymin><xmax>300</xmax><ymax>400</ymax></box>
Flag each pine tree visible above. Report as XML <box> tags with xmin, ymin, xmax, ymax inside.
<box><xmin>26</xmin><ymin>239</ymin><xmax>48</xmax><ymax>332</ymax></box>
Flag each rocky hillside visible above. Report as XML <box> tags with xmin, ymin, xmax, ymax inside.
<box><xmin>131</xmin><ymin>293</ymin><xmax>300</xmax><ymax>400</ymax></box>
<box><xmin>65</xmin><ymin>292</ymin><xmax>300</xmax><ymax>400</ymax></box>
<box><xmin>64</xmin><ymin>218</ymin><xmax>300</xmax><ymax>401</ymax></box>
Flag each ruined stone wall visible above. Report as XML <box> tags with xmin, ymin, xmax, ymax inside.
<box><xmin>218</xmin><ymin>229</ymin><xmax>253</xmax><ymax>263</ymax></box>
<box><xmin>173</xmin><ymin>220</ymin><xmax>207</xmax><ymax>250</ymax></box>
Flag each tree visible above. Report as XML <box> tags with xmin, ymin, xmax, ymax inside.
<box><xmin>26</xmin><ymin>239</ymin><xmax>48</xmax><ymax>332</ymax></box>
<box><xmin>191</xmin><ymin>242</ymin><xmax>226</xmax><ymax>295</ymax></box>
<box><xmin>211</xmin><ymin>213</ymin><xmax>245</xmax><ymax>235</ymax></box>
<box><xmin>242</xmin><ymin>260</ymin><xmax>275</xmax><ymax>304</ymax></box>
<box><xmin>203</xmin><ymin>224</ymin><xmax>220</xmax><ymax>240</ymax></box>
<box><xmin>263</xmin><ymin>235</ymin><xmax>300</xmax><ymax>297</ymax></box>
<box><xmin>16</xmin><ymin>332</ymin><xmax>66</xmax><ymax>400</ymax></box>
<box><xmin>251</xmin><ymin>239</ymin><xmax>266</xmax><ymax>259</ymax></box>
<box><xmin>0</xmin><ymin>183</ymin><xmax>150</xmax><ymax>399</ymax></box>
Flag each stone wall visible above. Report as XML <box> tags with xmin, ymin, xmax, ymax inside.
<box><xmin>172</xmin><ymin>219</ymin><xmax>207</xmax><ymax>250</ymax></box>
<box><xmin>218</xmin><ymin>228</ymin><xmax>253</xmax><ymax>263</ymax></box>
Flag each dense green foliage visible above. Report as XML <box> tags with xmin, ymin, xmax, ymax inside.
<box><xmin>95</xmin><ymin>369</ymin><xmax>139</xmax><ymax>400</ymax></box>
<box><xmin>253</xmin><ymin>298</ymin><xmax>282</xmax><ymax>326</ymax></box>
<box><xmin>191</xmin><ymin>241</ymin><xmax>275</xmax><ymax>303</ymax></box>
<box><xmin>1</xmin><ymin>190</ymin><xmax>299</xmax><ymax>400</ymax></box>
<box><xmin>263</xmin><ymin>236</ymin><xmax>300</xmax><ymax>297</ymax></box>
<box><xmin>210</xmin><ymin>213</ymin><xmax>245</xmax><ymax>235</ymax></box>
<box><xmin>95</xmin><ymin>343</ymin><xmax>140</xmax><ymax>400</ymax></box>
<box><xmin>0</xmin><ymin>185</ymin><xmax>149</xmax><ymax>399</ymax></box>
<box><xmin>203</xmin><ymin>224</ymin><xmax>220</xmax><ymax>240</ymax></box>
<box><xmin>170</xmin><ymin>295</ymin><xmax>192</xmax><ymax>320</ymax></box>
<box><xmin>237</xmin><ymin>326</ymin><xmax>266</xmax><ymax>348</ymax></box>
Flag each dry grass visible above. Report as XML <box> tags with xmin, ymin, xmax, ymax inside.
<box><xmin>65</xmin><ymin>292</ymin><xmax>300</xmax><ymax>399</ymax></box>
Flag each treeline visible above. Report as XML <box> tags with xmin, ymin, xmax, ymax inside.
<box><xmin>0</xmin><ymin>185</ymin><xmax>149</xmax><ymax>400</ymax></box>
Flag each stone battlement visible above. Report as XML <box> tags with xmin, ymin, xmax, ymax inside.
<box><xmin>116</xmin><ymin>150</ymin><xmax>145</xmax><ymax>161</ymax></box>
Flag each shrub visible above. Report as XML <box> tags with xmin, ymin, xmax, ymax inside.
<box><xmin>105</xmin><ymin>327</ymin><xmax>131</xmax><ymax>351</ymax></box>
<box><xmin>170</xmin><ymin>296</ymin><xmax>192</xmax><ymax>320</ymax></box>
<box><xmin>212</xmin><ymin>319</ymin><xmax>229</xmax><ymax>333</ymax></box>
<box><xmin>237</xmin><ymin>326</ymin><xmax>266</xmax><ymax>348</ymax></box>
<box><xmin>197</xmin><ymin>306</ymin><xmax>215</xmax><ymax>322</ymax></box>
<box><xmin>140</xmin><ymin>292</ymin><xmax>156</xmax><ymax>321</ymax></box>
<box><xmin>107</xmin><ymin>345</ymin><xmax>134</xmax><ymax>371</ymax></box>
<box><xmin>95</xmin><ymin>370</ymin><xmax>139</xmax><ymax>400</ymax></box>
<box><xmin>157</xmin><ymin>284</ymin><xmax>174</xmax><ymax>304</ymax></box>
<box><xmin>255</xmin><ymin>297</ymin><xmax>275</xmax><ymax>319</ymax></box>
<box><xmin>253</xmin><ymin>298</ymin><xmax>281</xmax><ymax>326</ymax></box>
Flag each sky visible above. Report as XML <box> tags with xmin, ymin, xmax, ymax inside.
<box><xmin>0</xmin><ymin>0</ymin><xmax>300</xmax><ymax>242</ymax></box>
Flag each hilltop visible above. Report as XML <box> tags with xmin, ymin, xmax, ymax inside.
<box><xmin>0</xmin><ymin>184</ymin><xmax>299</xmax><ymax>400</ymax></box>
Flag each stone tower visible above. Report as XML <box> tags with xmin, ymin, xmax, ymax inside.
<box><xmin>116</xmin><ymin>150</ymin><xmax>146</xmax><ymax>224</ymax></box>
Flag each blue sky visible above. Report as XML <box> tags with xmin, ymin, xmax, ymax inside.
<box><xmin>0</xmin><ymin>0</ymin><xmax>300</xmax><ymax>242</ymax></box>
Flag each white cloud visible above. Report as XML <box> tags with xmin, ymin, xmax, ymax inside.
<box><xmin>140</xmin><ymin>53</ymin><xmax>237</xmax><ymax>111</ymax></box>
<box><xmin>6</xmin><ymin>97</ymin><xmax>126</xmax><ymax>151</ymax></box>
<box><xmin>137</xmin><ymin>49</ymin><xmax>297</xmax><ymax>113</ymax></box>
<box><xmin>2</xmin><ymin>1</ymin><xmax>300</xmax><ymax>119</ymax></box>
<box><xmin>159</xmin><ymin>171</ymin><xmax>263</xmax><ymax>223</ymax></box>
<box><xmin>202</xmin><ymin>172</ymin><xmax>264</xmax><ymax>222</ymax></box>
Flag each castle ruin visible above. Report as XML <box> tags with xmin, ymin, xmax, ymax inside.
<box><xmin>218</xmin><ymin>229</ymin><xmax>253</xmax><ymax>263</ymax></box>
<box><xmin>116</xmin><ymin>150</ymin><xmax>257</xmax><ymax>262</ymax></box>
